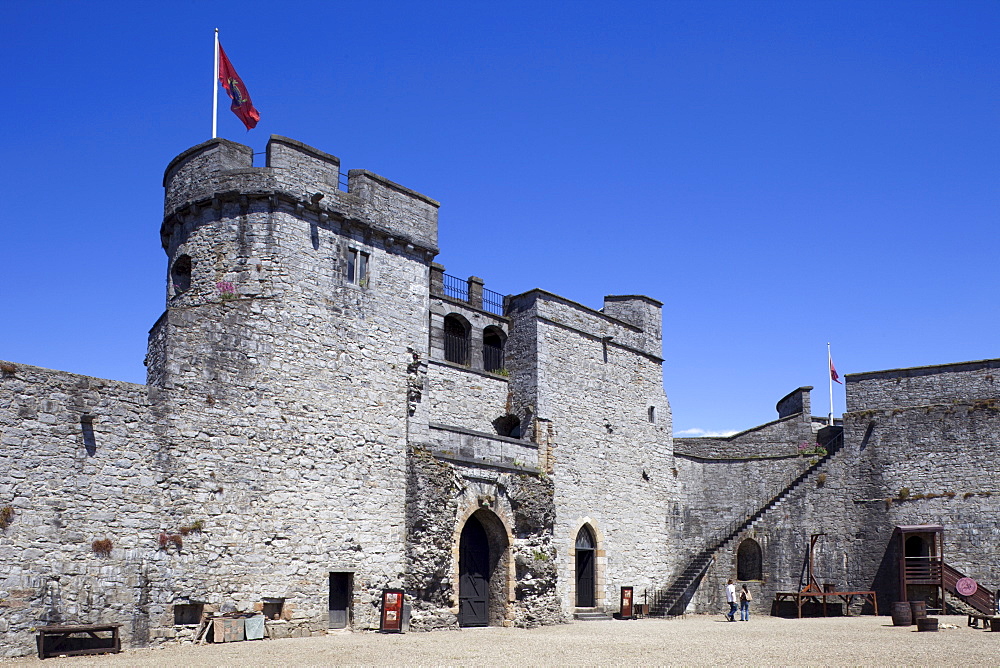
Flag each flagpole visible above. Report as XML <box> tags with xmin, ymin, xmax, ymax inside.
<box><xmin>827</xmin><ymin>342</ymin><xmax>834</xmax><ymax>425</ymax></box>
<box><xmin>212</xmin><ymin>28</ymin><xmax>219</xmax><ymax>139</ymax></box>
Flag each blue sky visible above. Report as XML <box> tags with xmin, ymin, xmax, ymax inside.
<box><xmin>2</xmin><ymin>1</ymin><xmax>997</xmax><ymax>436</ymax></box>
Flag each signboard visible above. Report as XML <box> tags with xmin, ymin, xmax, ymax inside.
<box><xmin>380</xmin><ymin>589</ymin><xmax>404</xmax><ymax>633</ymax></box>
<box><xmin>956</xmin><ymin>577</ymin><xmax>978</xmax><ymax>597</ymax></box>
<box><xmin>620</xmin><ymin>586</ymin><xmax>634</xmax><ymax>619</ymax></box>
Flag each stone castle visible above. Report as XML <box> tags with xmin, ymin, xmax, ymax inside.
<box><xmin>1</xmin><ymin>136</ymin><xmax>997</xmax><ymax>656</ymax></box>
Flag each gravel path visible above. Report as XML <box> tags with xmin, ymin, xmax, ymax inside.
<box><xmin>4</xmin><ymin>615</ymin><xmax>997</xmax><ymax>666</ymax></box>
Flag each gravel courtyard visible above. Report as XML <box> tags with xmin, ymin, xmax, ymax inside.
<box><xmin>4</xmin><ymin>615</ymin><xmax>997</xmax><ymax>666</ymax></box>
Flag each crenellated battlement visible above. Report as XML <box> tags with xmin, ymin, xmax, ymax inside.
<box><xmin>161</xmin><ymin>135</ymin><xmax>439</xmax><ymax>254</ymax></box>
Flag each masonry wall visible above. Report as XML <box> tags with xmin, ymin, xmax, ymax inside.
<box><xmin>671</xmin><ymin>396</ymin><xmax>821</xmax><ymax>567</ymax></box>
<box><xmin>507</xmin><ymin>290</ymin><xmax>674</xmax><ymax>614</ymax></box>
<box><xmin>142</xmin><ymin>136</ymin><xmax>442</xmax><ymax>641</ymax></box>
<box><xmin>843</xmin><ymin>359</ymin><xmax>1000</xmax><ymax>608</ymax></box>
<box><xmin>683</xmin><ymin>359</ymin><xmax>1000</xmax><ymax>618</ymax></box>
<box><xmin>0</xmin><ymin>364</ymin><xmax>154</xmax><ymax>657</ymax></box>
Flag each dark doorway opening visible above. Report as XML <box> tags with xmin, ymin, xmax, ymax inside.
<box><xmin>459</xmin><ymin>516</ymin><xmax>490</xmax><ymax>626</ymax></box>
<box><xmin>737</xmin><ymin>538</ymin><xmax>763</xmax><ymax>581</ymax></box>
<box><xmin>575</xmin><ymin>525</ymin><xmax>596</xmax><ymax>607</ymax></box>
<box><xmin>329</xmin><ymin>572</ymin><xmax>352</xmax><ymax>629</ymax></box>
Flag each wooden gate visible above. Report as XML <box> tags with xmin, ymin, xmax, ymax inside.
<box><xmin>459</xmin><ymin>517</ymin><xmax>489</xmax><ymax>626</ymax></box>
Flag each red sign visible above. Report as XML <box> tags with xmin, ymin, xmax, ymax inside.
<box><xmin>380</xmin><ymin>589</ymin><xmax>404</xmax><ymax>632</ymax></box>
<box><xmin>620</xmin><ymin>586</ymin><xmax>634</xmax><ymax>619</ymax></box>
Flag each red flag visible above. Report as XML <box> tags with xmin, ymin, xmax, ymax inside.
<box><xmin>218</xmin><ymin>44</ymin><xmax>260</xmax><ymax>130</ymax></box>
<box><xmin>830</xmin><ymin>357</ymin><xmax>842</xmax><ymax>384</ymax></box>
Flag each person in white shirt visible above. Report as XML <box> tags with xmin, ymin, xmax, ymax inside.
<box><xmin>725</xmin><ymin>579</ymin><xmax>737</xmax><ymax>621</ymax></box>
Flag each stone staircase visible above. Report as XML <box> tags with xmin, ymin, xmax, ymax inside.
<box><xmin>650</xmin><ymin>430</ymin><xmax>844</xmax><ymax>617</ymax></box>
<box><xmin>573</xmin><ymin>607</ymin><xmax>614</xmax><ymax>621</ymax></box>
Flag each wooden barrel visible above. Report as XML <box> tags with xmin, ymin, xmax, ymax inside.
<box><xmin>891</xmin><ymin>602</ymin><xmax>912</xmax><ymax>626</ymax></box>
<box><xmin>917</xmin><ymin>616</ymin><xmax>938</xmax><ymax>632</ymax></box>
<box><xmin>909</xmin><ymin>601</ymin><xmax>927</xmax><ymax>620</ymax></box>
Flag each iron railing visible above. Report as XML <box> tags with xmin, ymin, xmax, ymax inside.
<box><xmin>483</xmin><ymin>342</ymin><xmax>504</xmax><ymax>372</ymax></box>
<box><xmin>444</xmin><ymin>329</ymin><xmax>469</xmax><ymax>365</ymax></box>
<box><xmin>442</xmin><ymin>274</ymin><xmax>469</xmax><ymax>302</ymax></box>
<box><xmin>483</xmin><ymin>288</ymin><xmax>505</xmax><ymax>316</ymax></box>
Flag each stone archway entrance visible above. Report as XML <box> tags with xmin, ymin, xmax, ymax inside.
<box><xmin>459</xmin><ymin>515</ymin><xmax>489</xmax><ymax>626</ymax></box>
<box><xmin>457</xmin><ymin>509</ymin><xmax>510</xmax><ymax>627</ymax></box>
<box><xmin>575</xmin><ymin>525</ymin><xmax>596</xmax><ymax>607</ymax></box>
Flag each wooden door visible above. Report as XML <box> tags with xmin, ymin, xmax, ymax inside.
<box><xmin>575</xmin><ymin>526</ymin><xmax>596</xmax><ymax>607</ymax></box>
<box><xmin>459</xmin><ymin>518</ymin><xmax>489</xmax><ymax>626</ymax></box>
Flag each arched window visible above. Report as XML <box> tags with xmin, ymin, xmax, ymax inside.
<box><xmin>171</xmin><ymin>254</ymin><xmax>192</xmax><ymax>295</ymax></box>
<box><xmin>737</xmin><ymin>538</ymin><xmax>763</xmax><ymax>581</ymax></box>
<box><xmin>483</xmin><ymin>327</ymin><xmax>506</xmax><ymax>373</ymax></box>
<box><xmin>444</xmin><ymin>315</ymin><xmax>470</xmax><ymax>365</ymax></box>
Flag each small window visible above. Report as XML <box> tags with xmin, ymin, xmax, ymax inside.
<box><xmin>493</xmin><ymin>414</ymin><xmax>521</xmax><ymax>439</ymax></box>
<box><xmin>648</xmin><ymin>406</ymin><xmax>656</xmax><ymax>423</ymax></box>
<box><xmin>81</xmin><ymin>414</ymin><xmax>96</xmax><ymax>456</ymax></box>
<box><xmin>347</xmin><ymin>249</ymin><xmax>369</xmax><ymax>287</ymax></box>
<box><xmin>173</xmin><ymin>603</ymin><xmax>204</xmax><ymax>625</ymax></box>
<box><xmin>262</xmin><ymin>597</ymin><xmax>285</xmax><ymax>620</ymax></box>
<box><xmin>171</xmin><ymin>255</ymin><xmax>192</xmax><ymax>295</ymax></box>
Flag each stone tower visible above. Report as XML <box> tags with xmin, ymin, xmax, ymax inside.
<box><xmin>145</xmin><ymin>135</ymin><xmax>441</xmax><ymax>632</ymax></box>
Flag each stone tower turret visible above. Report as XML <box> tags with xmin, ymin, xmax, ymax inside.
<box><xmin>142</xmin><ymin>135</ymin><xmax>441</xmax><ymax>631</ymax></box>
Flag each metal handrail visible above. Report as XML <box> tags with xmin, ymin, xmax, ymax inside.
<box><xmin>651</xmin><ymin>430</ymin><xmax>845</xmax><ymax>614</ymax></box>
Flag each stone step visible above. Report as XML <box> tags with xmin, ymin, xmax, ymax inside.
<box><xmin>573</xmin><ymin>608</ymin><xmax>613</xmax><ymax>621</ymax></box>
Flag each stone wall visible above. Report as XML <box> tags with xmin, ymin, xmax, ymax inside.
<box><xmin>403</xmin><ymin>447</ymin><xmax>562</xmax><ymax>630</ymax></box>
<box><xmin>507</xmin><ymin>290</ymin><xmax>675</xmax><ymax>615</ymax></box>
<box><xmin>842</xmin><ymin>359</ymin><xmax>1000</xmax><ymax>607</ymax></box>
<box><xmin>681</xmin><ymin>360</ymin><xmax>1000</xmax><ymax>618</ymax></box>
<box><xmin>671</xmin><ymin>391</ymin><xmax>822</xmax><ymax>568</ymax></box>
<box><xmin>0</xmin><ymin>363</ymin><xmax>153</xmax><ymax>656</ymax></box>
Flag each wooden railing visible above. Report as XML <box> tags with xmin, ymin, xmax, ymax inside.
<box><xmin>904</xmin><ymin>557</ymin><xmax>942</xmax><ymax>583</ymax></box>
<box><xmin>943</xmin><ymin>562</ymin><xmax>996</xmax><ymax>615</ymax></box>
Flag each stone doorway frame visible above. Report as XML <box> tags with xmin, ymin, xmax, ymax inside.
<box><xmin>568</xmin><ymin>518</ymin><xmax>606</xmax><ymax>610</ymax></box>
<box><xmin>451</xmin><ymin>504</ymin><xmax>515</xmax><ymax>627</ymax></box>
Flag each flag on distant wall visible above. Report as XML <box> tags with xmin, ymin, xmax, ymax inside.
<box><xmin>218</xmin><ymin>43</ymin><xmax>260</xmax><ymax>130</ymax></box>
<box><xmin>830</xmin><ymin>357</ymin><xmax>842</xmax><ymax>384</ymax></box>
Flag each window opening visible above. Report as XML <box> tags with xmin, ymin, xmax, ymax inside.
<box><xmin>483</xmin><ymin>327</ymin><xmax>506</xmax><ymax>373</ymax></box>
<box><xmin>493</xmin><ymin>414</ymin><xmax>521</xmax><ymax>439</ymax></box>
<box><xmin>171</xmin><ymin>255</ymin><xmax>192</xmax><ymax>295</ymax></box>
<box><xmin>81</xmin><ymin>414</ymin><xmax>96</xmax><ymax>456</ymax></box>
<box><xmin>262</xmin><ymin>597</ymin><xmax>285</xmax><ymax>620</ymax></box>
<box><xmin>444</xmin><ymin>315</ymin><xmax>469</xmax><ymax>365</ymax></box>
<box><xmin>648</xmin><ymin>406</ymin><xmax>656</xmax><ymax>423</ymax></box>
<box><xmin>173</xmin><ymin>603</ymin><xmax>204</xmax><ymax>625</ymax></box>
<box><xmin>347</xmin><ymin>249</ymin><xmax>369</xmax><ymax>286</ymax></box>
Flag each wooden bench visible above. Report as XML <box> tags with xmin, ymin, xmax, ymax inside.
<box><xmin>966</xmin><ymin>613</ymin><xmax>1000</xmax><ymax>631</ymax></box>
<box><xmin>36</xmin><ymin>623</ymin><xmax>121</xmax><ymax>659</ymax></box>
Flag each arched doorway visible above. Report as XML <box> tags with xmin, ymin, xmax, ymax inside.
<box><xmin>457</xmin><ymin>510</ymin><xmax>510</xmax><ymax>627</ymax></box>
<box><xmin>737</xmin><ymin>538</ymin><xmax>763</xmax><ymax>581</ymax></box>
<box><xmin>575</xmin><ymin>525</ymin><xmax>596</xmax><ymax>607</ymax></box>
<box><xmin>459</xmin><ymin>515</ymin><xmax>489</xmax><ymax>626</ymax></box>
